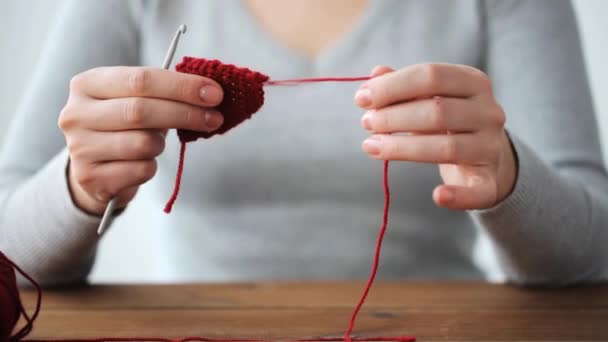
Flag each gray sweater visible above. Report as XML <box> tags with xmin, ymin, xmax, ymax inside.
<box><xmin>1</xmin><ymin>0</ymin><xmax>607</xmax><ymax>286</ymax></box>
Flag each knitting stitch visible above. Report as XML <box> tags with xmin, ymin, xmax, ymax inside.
<box><xmin>175</xmin><ymin>57</ymin><xmax>269</xmax><ymax>142</ymax></box>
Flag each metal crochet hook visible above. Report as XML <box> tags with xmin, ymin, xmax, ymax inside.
<box><xmin>97</xmin><ymin>24</ymin><xmax>187</xmax><ymax>236</ymax></box>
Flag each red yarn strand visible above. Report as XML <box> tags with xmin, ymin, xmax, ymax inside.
<box><xmin>344</xmin><ymin>160</ymin><xmax>391</xmax><ymax>342</ymax></box>
<box><xmin>265</xmin><ymin>76</ymin><xmax>371</xmax><ymax>86</ymax></box>
<box><xmin>1</xmin><ymin>161</ymin><xmax>414</xmax><ymax>342</ymax></box>
<box><xmin>164</xmin><ymin>141</ymin><xmax>187</xmax><ymax>213</ymax></box>
<box><xmin>2</xmin><ymin>254</ymin><xmax>42</xmax><ymax>341</ymax></box>
<box><xmin>0</xmin><ymin>60</ymin><xmax>414</xmax><ymax>341</ymax></box>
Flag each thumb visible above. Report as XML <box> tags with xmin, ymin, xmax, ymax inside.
<box><xmin>433</xmin><ymin>180</ymin><xmax>498</xmax><ymax>210</ymax></box>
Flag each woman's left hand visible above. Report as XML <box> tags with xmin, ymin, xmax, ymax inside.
<box><xmin>356</xmin><ymin>64</ymin><xmax>517</xmax><ymax>210</ymax></box>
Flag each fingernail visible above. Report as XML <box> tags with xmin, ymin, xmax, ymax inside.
<box><xmin>205</xmin><ymin>111</ymin><xmax>223</xmax><ymax>130</ymax></box>
<box><xmin>362</xmin><ymin>136</ymin><xmax>382</xmax><ymax>156</ymax></box>
<box><xmin>361</xmin><ymin>112</ymin><xmax>373</xmax><ymax>130</ymax></box>
<box><xmin>355</xmin><ymin>87</ymin><xmax>372</xmax><ymax>108</ymax></box>
<box><xmin>200</xmin><ymin>85</ymin><xmax>223</xmax><ymax>104</ymax></box>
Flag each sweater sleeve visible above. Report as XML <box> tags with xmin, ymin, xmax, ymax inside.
<box><xmin>470</xmin><ymin>0</ymin><xmax>608</xmax><ymax>285</ymax></box>
<box><xmin>0</xmin><ymin>0</ymin><xmax>141</xmax><ymax>286</ymax></box>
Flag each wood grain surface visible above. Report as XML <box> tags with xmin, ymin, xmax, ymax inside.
<box><xmin>19</xmin><ymin>282</ymin><xmax>608</xmax><ymax>341</ymax></box>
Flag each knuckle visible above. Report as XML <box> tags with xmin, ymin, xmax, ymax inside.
<box><xmin>175</xmin><ymin>77</ymin><xmax>196</xmax><ymax>100</ymax></box>
<box><xmin>65</xmin><ymin>136</ymin><xmax>81</xmax><ymax>158</ymax></box>
<box><xmin>441</xmin><ymin>137</ymin><xmax>458</xmax><ymax>162</ymax></box>
<box><xmin>93</xmin><ymin>189</ymin><xmax>112</xmax><ymax>203</ymax></box>
<box><xmin>132</xmin><ymin>132</ymin><xmax>155</xmax><ymax>156</ymax></box>
<box><xmin>157</xmin><ymin>134</ymin><xmax>166</xmax><ymax>154</ymax></box>
<box><xmin>381</xmin><ymin>112</ymin><xmax>391</xmax><ymax>131</ymax></box>
<box><xmin>58</xmin><ymin>105</ymin><xmax>77</xmax><ymax>130</ymax></box>
<box><xmin>184</xmin><ymin>108</ymin><xmax>206</xmax><ymax>130</ymax></box>
<box><xmin>136</xmin><ymin>160</ymin><xmax>157</xmax><ymax>182</ymax></box>
<box><xmin>127</xmin><ymin>68</ymin><xmax>151</xmax><ymax>94</ymax></box>
<box><xmin>430</xmin><ymin>97</ymin><xmax>447</xmax><ymax>128</ymax></box>
<box><xmin>490</xmin><ymin>138</ymin><xmax>502</xmax><ymax>155</ymax></box>
<box><xmin>69</xmin><ymin>72</ymin><xmax>87</xmax><ymax>92</ymax></box>
<box><xmin>379</xmin><ymin>139</ymin><xmax>395</xmax><ymax>159</ymax></box>
<box><xmin>123</xmin><ymin>98</ymin><xmax>146</xmax><ymax>125</ymax></box>
<box><xmin>74</xmin><ymin>164</ymin><xmax>96</xmax><ymax>187</ymax></box>
<box><xmin>493</xmin><ymin>105</ymin><xmax>506</xmax><ymax>128</ymax></box>
<box><xmin>485</xmin><ymin>139</ymin><xmax>502</xmax><ymax>164</ymax></box>
<box><xmin>472</xmin><ymin>69</ymin><xmax>492</xmax><ymax>92</ymax></box>
<box><xmin>421</xmin><ymin>64</ymin><xmax>442</xmax><ymax>91</ymax></box>
<box><xmin>375</xmin><ymin>110</ymin><xmax>390</xmax><ymax>131</ymax></box>
<box><xmin>372</xmin><ymin>84</ymin><xmax>390</xmax><ymax>107</ymax></box>
<box><xmin>138</xmin><ymin>132</ymin><xmax>165</xmax><ymax>157</ymax></box>
<box><xmin>64</xmin><ymin>135</ymin><xmax>76</xmax><ymax>152</ymax></box>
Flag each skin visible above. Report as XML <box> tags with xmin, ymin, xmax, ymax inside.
<box><xmin>357</xmin><ymin>65</ymin><xmax>517</xmax><ymax>210</ymax></box>
<box><xmin>246</xmin><ymin>0</ymin><xmax>370</xmax><ymax>57</ymax></box>
<box><xmin>59</xmin><ymin>67</ymin><xmax>225</xmax><ymax>215</ymax></box>
<box><xmin>59</xmin><ymin>1</ymin><xmax>517</xmax><ymax>215</ymax></box>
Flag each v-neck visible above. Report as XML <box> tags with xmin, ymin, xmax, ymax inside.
<box><xmin>228</xmin><ymin>0</ymin><xmax>393</xmax><ymax>73</ymax></box>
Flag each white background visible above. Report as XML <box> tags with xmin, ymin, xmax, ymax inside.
<box><xmin>0</xmin><ymin>1</ymin><xmax>606</xmax><ymax>282</ymax></box>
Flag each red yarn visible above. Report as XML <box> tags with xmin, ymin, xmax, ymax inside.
<box><xmin>265</xmin><ymin>76</ymin><xmax>371</xmax><ymax>86</ymax></box>
<box><xmin>0</xmin><ymin>252</ymin><xmax>42</xmax><ymax>342</ymax></box>
<box><xmin>344</xmin><ymin>160</ymin><xmax>391</xmax><ymax>342</ymax></box>
<box><xmin>163</xmin><ymin>140</ymin><xmax>187</xmax><ymax>213</ymax></box>
<box><xmin>163</xmin><ymin>57</ymin><xmax>270</xmax><ymax>213</ymax></box>
<box><xmin>159</xmin><ymin>58</ymin><xmax>412</xmax><ymax>340</ymax></box>
<box><xmin>164</xmin><ymin>57</ymin><xmax>372</xmax><ymax>212</ymax></box>
<box><xmin>0</xmin><ymin>58</ymin><xmax>414</xmax><ymax>342</ymax></box>
<box><xmin>0</xmin><ymin>251</ymin><xmax>19</xmax><ymax>342</ymax></box>
<box><xmin>0</xmin><ymin>160</ymin><xmax>413</xmax><ymax>341</ymax></box>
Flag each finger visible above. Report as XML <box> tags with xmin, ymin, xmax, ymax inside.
<box><xmin>114</xmin><ymin>185</ymin><xmax>140</xmax><ymax>209</ymax></box>
<box><xmin>362</xmin><ymin>134</ymin><xmax>493</xmax><ymax>165</ymax></box>
<box><xmin>78</xmin><ymin>159</ymin><xmax>158</xmax><ymax>203</ymax></box>
<box><xmin>362</xmin><ymin>96</ymin><xmax>489</xmax><ymax>134</ymax></box>
<box><xmin>433</xmin><ymin>182</ymin><xmax>497</xmax><ymax>210</ymax></box>
<box><xmin>355</xmin><ymin>63</ymin><xmax>491</xmax><ymax>109</ymax></box>
<box><xmin>72</xmin><ymin>67</ymin><xmax>224</xmax><ymax>107</ymax></box>
<box><xmin>370</xmin><ymin>65</ymin><xmax>394</xmax><ymax>77</ymax></box>
<box><xmin>71</xmin><ymin>130</ymin><xmax>166</xmax><ymax>162</ymax></box>
<box><xmin>81</xmin><ymin>97</ymin><xmax>224</xmax><ymax>132</ymax></box>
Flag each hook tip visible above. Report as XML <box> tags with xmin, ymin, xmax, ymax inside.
<box><xmin>179</xmin><ymin>24</ymin><xmax>187</xmax><ymax>34</ymax></box>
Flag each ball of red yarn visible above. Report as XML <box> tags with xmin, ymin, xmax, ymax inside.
<box><xmin>0</xmin><ymin>252</ymin><xmax>21</xmax><ymax>342</ymax></box>
<box><xmin>175</xmin><ymin>57</ymin><xmax>269</xmax><ymax>142</ymax></box>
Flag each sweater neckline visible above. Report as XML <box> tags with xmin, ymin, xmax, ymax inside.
<box><xmin>228</xmin><ymin>0</ymin><xmax>392</xmax><ymax>71</ymax></box>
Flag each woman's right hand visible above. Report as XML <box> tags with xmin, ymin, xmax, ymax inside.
<box><xmin>58</xmin><ymin>66</ymin><xmax>224</xmax><ymax>215</ymax></box>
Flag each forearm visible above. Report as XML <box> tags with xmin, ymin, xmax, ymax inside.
<box><xmin>0</xmin><ymin>149</ymin><xmax>100</xmax><ymax>286</ymax></box>
<box><xmin>471</xmin><ymin>135</ymin><xmax>608</xmax><ymax>285</ymax></box>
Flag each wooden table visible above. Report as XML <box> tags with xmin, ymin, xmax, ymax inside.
<box><xmin>20</xmin><ymin>282</ymin><xmax>608</xmax><ymax>341</ymax></box>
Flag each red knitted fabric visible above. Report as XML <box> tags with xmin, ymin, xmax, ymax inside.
<box><xmin>175</xmin><ymin>57</ymin><xmax>269</xmax><ymax>142</ymax></box>
<box><xmin>164</xmin><ymin>57</ymin><xmax>374</xmax><ymax>213</ymax></box>
<box><xmin>164</xmin><ymin>57</ymin><xmax>271</xmax><ymax>213</ymax></box>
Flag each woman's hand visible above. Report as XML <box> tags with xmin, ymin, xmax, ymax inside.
<box><xmin>356</xmin><ymin>64</ymin><xmax>517</xmax><ymax>210</ymax></box>
<box><xmin>58</xmin><ymin>67</ymin><xmax>224</xmax><ymax>215</ymax></box>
